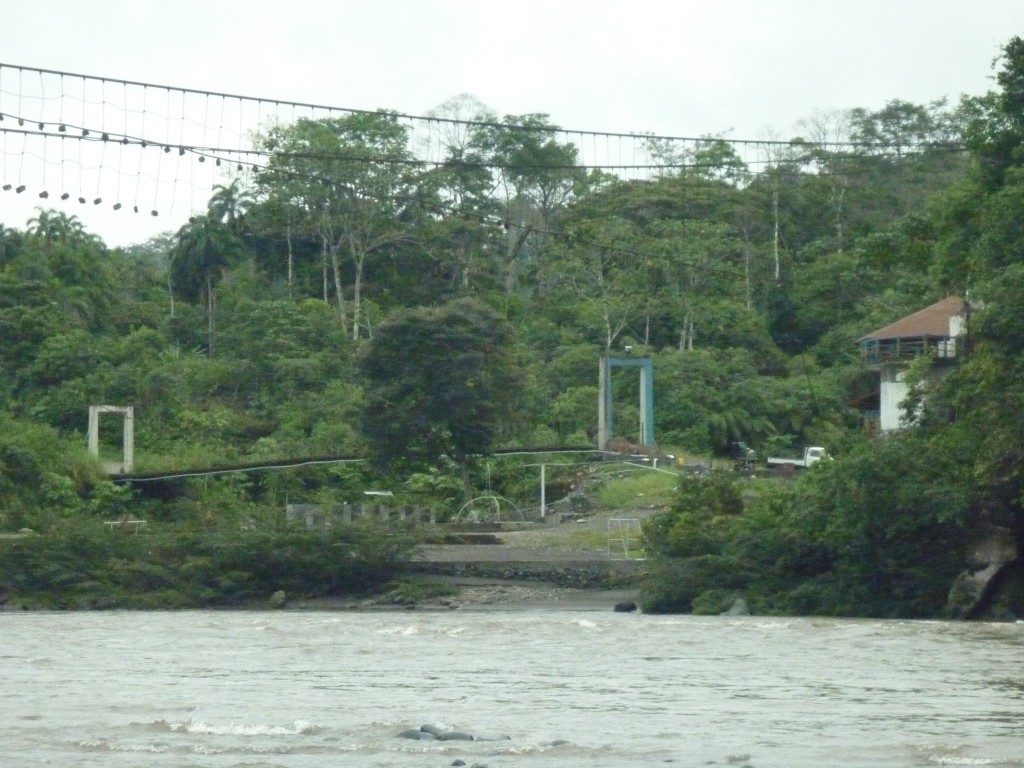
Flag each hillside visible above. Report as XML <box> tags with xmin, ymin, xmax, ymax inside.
<box><xmin>3</xmin><ymin>38</ymin><xmax>1024</xmax><ymax>618</ymax></box>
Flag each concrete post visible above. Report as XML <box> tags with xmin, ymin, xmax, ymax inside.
<box><xmin>87</xmin><ymin>405</ymin><xmax>135</xmax><ymax>474</ymax></box>
<box><xmin>540</xmin><ymin>463</ymin><xmax>547</xmax><ymax>519</ymax></box>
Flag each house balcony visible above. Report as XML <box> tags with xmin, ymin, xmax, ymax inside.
<box><xmin>858</xmin><ymin>335</ymin><xmax>962</xmax><ymax>365</ymax></box>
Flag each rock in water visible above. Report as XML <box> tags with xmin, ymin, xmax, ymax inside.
<box><xmin>420</xmin><ymin>723</ymin><xmax>471</xmax><ymax>739</ymax></box>
<box><xmin>438</xmin><ymin>731</ymin><xmax>475</xmax><ymax>741</ymax></box>
<box><xmin>613</xmin><ymin>600</ymin><xmax>638</xmax><ymax>613</ymax></box>
<box><xmin>722</xmin><ymin>598</ymin><xmax>750</xmax><ymax>616</ymax></box>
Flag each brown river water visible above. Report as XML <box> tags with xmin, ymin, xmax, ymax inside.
<box><xmin>2</xmin><ymin>610</ymin><xmax>1022</xmax><ymax>767</ymax></box>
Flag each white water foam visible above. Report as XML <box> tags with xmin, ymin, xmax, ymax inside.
<box><xmin>169</xmin><ymin>718</ymin><xmax>319</xmax><ymax>736</ymax></box>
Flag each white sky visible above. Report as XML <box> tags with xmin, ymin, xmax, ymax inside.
<box><xmin>2</xmin><ymin>0</ymin><xmax>1022</xmax><ymax>248</ymax></box>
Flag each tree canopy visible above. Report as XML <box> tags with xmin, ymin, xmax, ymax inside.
<box><xmin>358</xmin><ymin>298</ymin><xmax>521</xmax><ymax>475</ymax></box>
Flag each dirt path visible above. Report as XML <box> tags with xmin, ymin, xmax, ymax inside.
<box><xmin>405</xmin><ymin>507</ymin><xmax>660</xmax><ymax>610</ymax></box>
<box><xmin>416</xmin><ymin>506</ymin><xmax>657</xmax><ymax>560</ymax></box>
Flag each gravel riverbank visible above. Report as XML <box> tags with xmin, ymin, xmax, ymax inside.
<box><xmin>420</xmin><ymin>576</ymin><xmax>640</xmax><ymax>611</ymax></box>
<box><xmin>293</xmin><ymin>577</ymin><xmax>640</xmax><ymax>612</ymax></box>
<box><xmin>290</xmin><ymin>509</ymin><xmax>654</xmax><ymax>612</ymax></box>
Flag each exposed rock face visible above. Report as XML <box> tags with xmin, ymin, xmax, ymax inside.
<box><xmin>947</xmin><ymin>573</ymin><xmax>984</xmax><ymax>618</ymax></box>
<box><xmin>947</xmin><ymin>525</ymin><xmax>1018</xmax><ymax>619</ymax></box>
<box><xmin>721</xmin><ymin>598</ymin><xmax>750</xmax><ymax>616</ymax></box>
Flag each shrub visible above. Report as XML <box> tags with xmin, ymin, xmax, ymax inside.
<box><xmin>0</xmin><ymin>520</ymin><xmax>421</xmax><ymax>608</ymax></box>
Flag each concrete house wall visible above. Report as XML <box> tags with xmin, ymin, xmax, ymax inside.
<box><xmin>878</xmin><ymin>368</ymin><xmax>910</xmax><ymax>431</ymax></box>
<box><xmin>859</xmin><ymin>296</ymin><xmax>967</xmax><ymax>433</ymax></box>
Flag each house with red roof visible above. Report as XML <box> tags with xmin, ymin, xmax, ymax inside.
<box><xmin>858</xmin><ymin>296</ymin><xmax>968</xmax><ymax>432</ymax></box>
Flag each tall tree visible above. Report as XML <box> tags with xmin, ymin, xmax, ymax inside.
<box><xmin>0</xmin><ymin>224</ymin><xmax>22</xmax><ymax>265</ymax></box>
<box><xmin>358</xmin><ymin>298</ymin><xmax>521</xmax><ymax>481</ymax></box>
<box><xmin>257</xmin><ymin>112</ymin><xmax>429</xmax><ymax>339</ymax></box>
<box><xmin>468</xmin><ymin>114</ymin><xmax>585</xmax><ymax>297</ymax></box>
<box><xmin>208</xmin><ymin>178</ymin><xmax>254</xmax><ymax>232</ymax></box>
<box><xmin>420</xmin><ymin>95</ymin><xmax>506</xmax><ymax>293</ymax></box>
<box><xmin>543</xmin><ymin>215</ymin><xmax>653</xmax><ymax>351</ymax></box>
<box><xmin>169</xmin><ymin>215</ymin><xmax>242</xmax><ymax>356</ymax></box>
<box><xmin>562</xmin><ymin>175</ymin><xmax>750</xmax><ymax>352</ymax></box>
<box><xmin>25</xmin><ymin>208</ymin><xmax>88</xmax><ymax>249</ymax></box>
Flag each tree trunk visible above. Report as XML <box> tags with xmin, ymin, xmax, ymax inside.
<box><xmin>742</xmin><ymin>232</ymin><xmax>753</xmax><ymax>309</ymax></box>
<box><xmin>503</xmin><ymin>222</ymin><xmax>533</xmax><ymax>298</ymax></box>
<box><xmin>460</xmin><ymin>460</ymin><xmax>473</xmax><ymax>503</ymax></box>
<box><xmin>166</xmin><ymin>271</ymin><xmax>176</xmax><ymax>317</ymax></box>
<box><xmin>772</xmin><ymin>186</ymin><xmax>781</xmax><ymax>281</ymax></box>
<box><xmin>321</xmin><ymin>238</ymin><xmax>329</xmax><ymax>302</ymax></box>
<box><xmin>286</xmin><ymin>223</ymin><xmax>294</xmax><ymax>298</ymax></box>
<box><xmin>321</xmin><ymin>234</ymin><xmax>348</xmax><ymax>327</ymax></box>
<box><xmin>833</xmin><ymin>184</ymin><xmax>846</xmax><ymax>254</ymax></box>
<box><xmin>344</xmin><ymin>228</ymin><xmax>366</xmax><ymax>341</ymax></box>
<box><xmin>328</xmin><ymin>240</ymin><xmax>345</xmax><ymax>316</ymax></box>
<box><xmin>678</xmin><ymin>313</ymin><xmax>695</xmax><ymax>351</ymax></box>
<box><xmin>206</xmin><ymin>269</ymin><xmax>215</xmax><ymax>357</ymax></box>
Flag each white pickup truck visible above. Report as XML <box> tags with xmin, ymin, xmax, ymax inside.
<box><xmin>766</xmin><ymin>446</ymin><xmax>828</xmax><ymax>469</ymax></box>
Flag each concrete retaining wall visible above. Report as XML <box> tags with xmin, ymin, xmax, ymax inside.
<box><xmin>285</xmin><ymin>503</ymin><xmax>437</xmax><ymax>528</ymax></box>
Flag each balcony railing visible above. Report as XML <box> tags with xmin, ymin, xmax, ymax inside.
<box><xmin>859</xmin><ymin>336</ymin><xmax>961</xmax><ymax>364</ymax></box>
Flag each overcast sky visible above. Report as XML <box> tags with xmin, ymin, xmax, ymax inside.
<box><xmin>2</xmin><ymin>0</ymin><xmax>1022</xmax><ymax>247</ymax></box>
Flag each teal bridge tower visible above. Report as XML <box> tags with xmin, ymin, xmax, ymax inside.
<box><xmin>598</xmin><ymin>355</ymin><xmax>655</xmax><ymax>451</ymax></box>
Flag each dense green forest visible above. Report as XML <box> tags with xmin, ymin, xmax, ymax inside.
<box><xmin>3</xmin><ymin>39</ymin><xmax>1024</xmax><ymax>616</ymax></box>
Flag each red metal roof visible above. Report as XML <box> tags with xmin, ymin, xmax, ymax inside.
<box><xmin>860</xmin><ymin>296</ymin><xmax>966</xmax><ymax>341</ymax></box>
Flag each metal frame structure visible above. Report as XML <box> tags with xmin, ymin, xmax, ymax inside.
<box><xmin>598</xmin><ymin>355</ymin><xmax>655</xmax><ymax>451</ymax></box>
<box><xmin>607</xmin><ymin>517</ymin><xmax>645</xmax><ymax>560</ymax></box>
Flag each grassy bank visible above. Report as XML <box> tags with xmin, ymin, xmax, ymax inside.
<box><xmin>0</xmin><ymin>521</ymin><xmax>417</xmax><ymax>610</ymax></box>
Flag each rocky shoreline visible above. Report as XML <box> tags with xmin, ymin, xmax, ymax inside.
<box><xmin>291</xmin><ymin>576</ymin><xmax>641</xmax><ymax>613</ymax></box>
<box><xmin>425</xmin><ymin>579</ymin><xmax>640</xmax><ymax>612</ymax></box>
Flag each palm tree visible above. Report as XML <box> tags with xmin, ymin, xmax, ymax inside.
<box><xmin>0</xmin><ymin>224</ymin><xmax>22</xmax><ymax>265</ymax></box>
<box><xmin>170</xmin><ymin>215</ymin><xmax>242</xmax><ymax>355</ymax></box>
<box><xmin>207</xmin><ymin>179</ymin><xmax>254</xmax><ymax>232</ymax></box>
<box><xmin>26</xmin><ymin>208</ymin><xmax>85</xmax><ymax>243</ymax></box>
